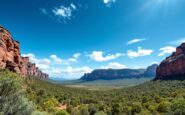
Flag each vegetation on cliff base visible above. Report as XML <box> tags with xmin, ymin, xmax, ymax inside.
<box><xmin>1</xmin><ymin>70</ymin><xmax>185</xmax><ymax>115</ymax></box>
<box><xmin>0</xmin><ymin>70</ymin><xmax>34</xmax><ymax>115</ymax></box>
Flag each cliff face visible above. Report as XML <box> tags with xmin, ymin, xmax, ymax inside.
<box><xmin>144</xmin><ymin>64</ymin><xmax>158</xmax><ymax>77</ymax></box>
<box><xmin>156</xmin><ymin>43</ymin><xmax>185</xmax><ymax>80</ymax></box>
<box><xmin>81</xmin><ymin>64</ymin><xmax>157</xmax><ymax>81</ymax></box>
<box><xmin>0</xmin><ymin>26</ymin><xmax>48</xmax><ymax>79</ymax></box>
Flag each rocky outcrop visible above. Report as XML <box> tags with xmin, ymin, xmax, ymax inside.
<box><xmin>144</xmin><ymin>64</ymin><xmax>158</xmax><ymax>77</ymax></box>
<box><xmin>156</xmin><ymin>43</ymin><xmax>185</xmax><ymax>80</ymax></box>
<box><xmin>0</xmin><ymin>26</ymin><xmax>48</xmax><ymax>79</ymax></box>
<box><xmin>80</xmin><ymin>65</ymin><xmax>157</xmax><ymax>81</ymax></box>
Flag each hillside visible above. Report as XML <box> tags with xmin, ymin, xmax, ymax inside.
<box><xmin>81</xmin><ymin>64</ymin><xmax>158</xmax><ymax>81</ymax></box>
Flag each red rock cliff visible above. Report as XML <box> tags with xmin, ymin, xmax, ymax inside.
<box><xmin>0</xmin><ymin>26</ymin><xmax>49</xmax><ymax>79</ymax></box>
<box><xmin>156</xmin><ymin>43</ymin><xmax>185</xmax><ymax>80</ymax></box>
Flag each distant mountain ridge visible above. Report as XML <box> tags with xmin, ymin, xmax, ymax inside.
<box><xmin>80</xmin><ymin>64</ymin><xmax>158</xmax><ymax>81</ymax></box>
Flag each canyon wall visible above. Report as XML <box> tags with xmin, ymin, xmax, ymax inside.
<box><xmin>156</xmin><ymin>43</ymin><xmax>185</xmax><ymax>80</ymax></box>
<box><xmin>0</xmin><ymin>26</ymin><xmax>48</xmax><ymax>79</ymax></box>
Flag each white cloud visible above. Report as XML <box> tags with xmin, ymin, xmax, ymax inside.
<box><xmin>169</xmin><ymin>38</ymin><xmax>185</xmax><ymax>45</ymax></box>
<box><xmin>50</xmin><ymin>55</ymin><xmax>63</xmax><ymax>64</ymax></box>
<box><xmin>73</xmin><ymin>53</ymin><xmax>81</xmax><ymax>58</ymax></box>
<box><xmin>22</xmin><ymin>53</ymin><xmax>51</xmax><ymax>70</ymax></box>
<box><xmin>127</xmin><ymin>47</ymin><xmax>153</xmax><ymax>58</ymax></box>
<box><xmin>50</xmin><ymin>53</ymin><xmax>81</xmax><ymax>65</ymax></box>
<box><xmin>158</xmin><ymin>46</ymin><xmax>176</xmax><ymax>56</ymax></box>
<box><xmin>22</xmin><ymin>53</ymin><xmax>86</xmax><ymax>79</ymax></box>
<box><xmin>45</xmin><ymin>66</ymin><xmax>92</xmax><ymax>79</ymax></box>
<box><xmin>127</xmin><ymin>38</ymin><xmax>146</xmax><ymax>45</ymax></box>
<box><xmin>103</xmin><ymin>0</ymin><xmax>116</xmax><ymax>7</ymax></box>
<box><xmin>52</xmin><ymin>4</ymin><xmax>77</xmax><ymax>20</ymax></box>
<box><xmin>89</xmin><ymin>51</ymin><xmax>124</xmax><ymax>62</ymax></box>
<box><xmin>70</xmin><ymin>3</ymin><xmax>76</xmax><ymax>10</ymax></box>
<box><xmin>101</xmin><ymin>62</ymin><xmax>127</xmax><ymax>69</ymax></box>
<box><xmin>150</xmin><ymin>61</ymin><xmax>159</xmax><ymax>65</ymax></box>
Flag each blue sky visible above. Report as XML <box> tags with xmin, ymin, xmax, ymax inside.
<box><xmin>1</xmin><ymin>0</ymin><xmax>185</xmax><ymax>80</ymax></box>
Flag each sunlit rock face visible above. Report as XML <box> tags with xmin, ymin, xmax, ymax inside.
<box><xmin>156</xmin><ymin>43</ymin><xmax>185</xmax><ymax>80</ymax></box>
<box><xmin>0</xmin><ymin>26</ymin><xmax>48</xmax><ymax>79</ymax></box>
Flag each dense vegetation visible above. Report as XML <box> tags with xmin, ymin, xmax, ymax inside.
<box><xmin>1</xmin><ymin>70</ymin><xmax>185</xmax><ymax>115</ymax></box>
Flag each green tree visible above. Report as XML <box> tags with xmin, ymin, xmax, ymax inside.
<box><xmin>112</xmin><ymin>103</ymin><xmax>122</xmax><ymax>115</ymax></box>
<box><xmin>94</xmin><ymin>111</ymin><xmax>107</xmax><ymax>115</ymax></box>
<box><xmin>171</xmin><ymin>98</ymin><xmax>185</xmax><ymax>115</ymax></box>
<box><xmin>157</xmin><ymin>101</ymin><xmax>170</xmax><ymax>113</ymax></box>
<box><xmin>56</xmin><ymin>110</ymin><xmax>69</xmax><ymax>115</ymax></box>
<box><xmin>132</xmin><ymin>102</ymin><xmax>142</xmax><ymax>113</ymax></box>
<box><xmin>79</xmin><ymin>106</ymin><xmax>89</xmax><ymax>115</ymax></box>
<box><xmin>88</xmin><ymin>104</ymin><xmax>98</xmax><ymax>115</ymax></box>
<box><xmin>66</xmin><ymin>105</ymin><xmax>74</xmax><ymax>113</ymax></box>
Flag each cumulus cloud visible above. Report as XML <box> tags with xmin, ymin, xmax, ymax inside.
<box><xmin>103</xmin><ymin>0</ymin><xmax>116</xmax><ymax>7</ymax></box>
<box><xmin>88</xmin><ymin>51</ymin><xmax>124</xmax><ymax>62</ymax></box>
<box><xmin>49</xmin><ymin>53</ymin><xmax>80</xmax><ymax>65</ymax></box>
<box><xmin>101</xmin><ymin>62</ymin><xmax>127</xmax><ymax>69</ymax></box>
<box><xmin>44</xmin><ymin>66</ymin><xmax>92</xmax><ymax>79</ymax></box>
<box><xmin>22</xmin><ymin>53</ymin><xmax>51</xmax><ymax>70</ymax></box>
<box><xmin>127</xmin><ymin>38</ymin><xmax>146</xmax><ymax>45</ymax></box>
<box><xmin>50</xmin><ymin>55</ymin><xmax>63</xmax><ymax>64</ymax></box>
<box><xmin>52</xmin><ymin>3</ymin><xmax>77</xmax><ymax>21</ymax></box>
<box><xmin>127</xmin><ymin>47</ymin><xmax>153</xmax><ymax>58</ymax></box>
<box><xmin>22</xmin><ymin>53</ymin><xmax>83</xmax><ymax>78</ymax></box>
<box><xmin>158</xmin><ymin>46</ymin><xmax>176</xmax><ymax>56</ymax></box>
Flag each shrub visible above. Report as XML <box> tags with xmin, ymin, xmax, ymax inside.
<box><xmin>171</xmin><ymin>98</ymin><xmax>185</xmax><ymax>115</ymax></box>
<box><xmin>157</xmin><ymin>101</ymin><xmax>170</xmax><ymax>113</ymax></box>
<box><xmin>0</xmin><ymin>70</ymin><xmax>35</xmax><ymax>115</ymax></box>
<box><xmin>88</xmin><ymin>104</ymin><xmax>98</xmax><ymax>115</ymax></box>
<box><xmin>132</xmin><ymin>102</ymin><xmax>142</xmax><ymax>113</ymax></box>
<box><xmin>94</xmin><ymin>111</ymin><xmax>107</xmax><ymax>115</ymax></box>
<box><xmin>56</xmin><ymin>110</ymin><xmax>69</xmax><ymax>115</ymax></box>
<box><xmin>79</xmin><ymin>106</ymin><xmax>89</xmax><ymax>115</ymax></box>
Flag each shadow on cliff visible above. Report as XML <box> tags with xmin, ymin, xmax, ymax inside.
<box><xmin>154</xmin><ymin>74</ymin><xmax>185</xmax><ymax>81</ymax></box>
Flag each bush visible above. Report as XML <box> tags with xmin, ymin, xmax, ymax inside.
<box><xmin>171</xmin><ymin>98</ymin><xmax>185</xmax><ymax>115</ymax></box>
<box><xmin>79</xmin><ymin>106</ymin><xmax>89</xmax><ymax>115</ymax></box>
<box><xmin>132</xmin><ymin>102</ymin><xmax>142</xmax><ymax>113</ymax></box>
<box><xmin>31</xmin><ymin>111</ymin><xmax>49</xmax><ymax>115</ymax></box>
<box><xmin>157</xmin><ymin>101</ymin><xmax>170</xmax><ymax>113</ymax></box>
<box><xmin>94</xmin><ymin>111</ymin><xmax>107</xmax><ymax>115</ymax></box>
<box><xmin>56</xmin><ymin>110</ymin><xmax>69</xmax><ymax>115</ymax></box>
<box><xmin>0</xmin><ymin>70</ymin><xmax>35</xmax><ymax>115</ymax></box>
<box><xmin>88</xmin><ymin>104</ymin><xmax>98</xmax><ymax>115</ymax></box>
<box><xmin>112</xmin><ymin>103</ymin><xmax>122</xmax><ymax>115</ymax></box>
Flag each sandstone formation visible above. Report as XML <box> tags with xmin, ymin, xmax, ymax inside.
<box><xmin>0</xmin><ymin>26</ymin><xmax>48</xmax><ymax>79</ymax></box>
<box><xmin>156</xmin><ymin>43</ymin><xmax>185</xmax><ymax>80</ymax></box>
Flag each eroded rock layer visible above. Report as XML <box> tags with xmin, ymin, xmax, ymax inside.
<box><xmin>156</xmin><ymin>43</ymin><xmax>185</xmax><ymax>80</ymax></box>
<box><xmin>0</xmin><ymin>26</ymin><xmax>48</xmax><ymax>79</ymax></box>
